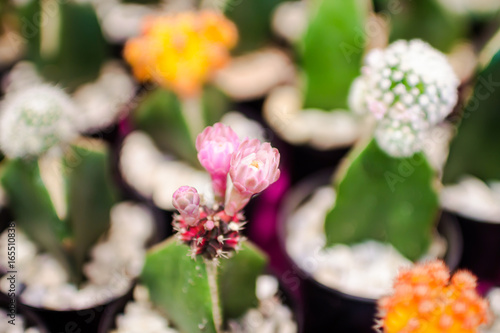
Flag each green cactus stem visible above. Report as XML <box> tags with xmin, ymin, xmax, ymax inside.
<box><xmin>301</xmin><ymin>0</ymin><xmax>370</xmax><ymax>110</ymax></box>
<box><xmin>0</xmin><ymin>139</ymin><xmax>118</xmax><ymax>284</ymax></box>
<box><xmin>443</xmin><ymin>50</ymin><xmax>500</xmax><ymax>184</ymax></box>
<box><xmin>141</xmin><ymin>238</ymin><xmax>267</xmax><ymax>333</ymax></box>
<box><xmin>324</xmin><ymin>139</ymin><xmax>439</xmax><ymax>261</ymax></box>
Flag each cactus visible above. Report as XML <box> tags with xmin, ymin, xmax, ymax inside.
<box><xmin>379</xmin><ymin>0</ymin><xmax>466</xmax><ymax>53</ymax></box>
<box><xmin>17</xmin><ymin>0</ymin><xmax>108</xmax><ymax>91</ymax></box>
<box><xmin>300</xmin><ymin>0</ymin><xmax>371</xmax><ymax>110</ymax></box>
<box><xmin>124</xmin><ymin>10</ymin><xmax>236</xmax><ymax>163</ymax></box>
<box><xmin>377</xmin><ymin>260</ymin><xmax>491</xmax><ymax>333</ymax></box>
<box><xmin>324</xmin><ymin>40</ymin><xmax>459</xmax><ymax>260</ymax></box>
<box><xmin>222</xmin><ymin>0</ymin><xmax>285</xmax><ymax>54</ymax></box>
<box><xmin>0</xmin><ymin>85</ymin><xmax>118</xmax><ymax>284</ymax></box>
<box><xmin>443</xmin><ymin>49</ymin><xmax>500</xmax><ymax>184</ymax></box>
<box><xmin>140</xmin><ymin>123</ymin><xmax>280</xmax><ymax>333</ymax></box>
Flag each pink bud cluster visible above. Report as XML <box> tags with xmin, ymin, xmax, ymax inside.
<box><xmin>172</xmin><ymin>123</ymin><xmax>280</xmax><ymax>260</ymax></box>
<box><xmin>197</xmin><ymin>123</ymin><xmax>280</xmax><ymax>215</ymax></box>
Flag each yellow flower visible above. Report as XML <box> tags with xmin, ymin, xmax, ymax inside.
<box><xmin>124</xmin><ymin>10</ymin><xmax>238</xmax><ymax>98</ymax></box>
<box><xmin>378</xmin><ymin>261</ymin><xmax>491</xmax><ymax>333</ymax></box>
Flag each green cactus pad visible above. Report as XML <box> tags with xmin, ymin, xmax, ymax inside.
<box><xmin>141</xmin><ymin>238</ymin><xmax>268</xmax><ymax>333</ymax></box>
<box><xmin>0</xmin><ymin>158</ymin><xmax>73</xmax><ymax>276</ymax></box>
<box><xmin>133</xmin><ymin>86</ymin><xmax>229</xmax><ymax>168</ymax></box>
<box><xmin>301</xmin><ymin>0</ymin><xmax>370</xmax><ymax>110</ymax></box>
<box><xmin>443</xmin><ymin>50</ymin><xmax>500</xmax><ymax>184</ymax></box>
<box><xmin>218</xmin><ymin>241</ymin><xmax>267</xmax><ymax>320</ymax></box>
<box><xmin>142</xmin><ymin>238</ymin><xmax>219</xmax><ymax>333</ymax></box>
<box><xmin>324</xmin><ymin>139</ymin><xmax>438</xmax><ymax>261</ymax></box>
<box><xmin>223</xmin><ymin>0</ymin><xmax>286</xmax><ymax>54</ymax></box>
<box><xmin>63</xmin><ymin>140</ymin><xmax>118</xmax><ymax>280</ymax></box>
<box><xmin>384</xmin><ymin>0</ymin><xmax>466</xmax><ymax>53</ymax></box>
<box><xmin>18</xmin><ymin>0</ymin><xmax>108</xmax><ymax>91</ymax></box>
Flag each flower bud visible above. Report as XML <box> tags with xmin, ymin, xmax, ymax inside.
<box><xmin>196</xmin><ymin>123</ymin><xmax>240</xmax><ymax>201</ymax></box>
<box><xmin>225</xmin><ymin>138</ymin><xmax>280</xmax><ymax>215</ymax></box>
<box><xmin>172</xmin><ymin>186</ymin><xmax>200</xmax><ymax>225</ymax></box>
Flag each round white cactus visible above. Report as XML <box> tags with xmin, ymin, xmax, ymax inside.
<box><xmin>349</xmin><ymin>39</ymin><xmax>459</xmax><ymax>157</ymax></box>
<box><xmin>0</xmin><ymin>85</ymin><xmax>79</xmax><ymax>158</ymax></box>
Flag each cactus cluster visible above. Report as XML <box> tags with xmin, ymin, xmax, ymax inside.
<box><xmin>377</xmin><ymin>260</ymin><xmax>491</xmax><ymax>333</ymax></box>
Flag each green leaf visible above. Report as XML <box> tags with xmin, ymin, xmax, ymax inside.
<box><xmin>324</xmin><ymin>139</ymin><xmax>438</xmax><ymax>261</ymax></box>
<box><xmin>386</xmin><ymin>0</ymin><xmax>466</xmax><ymax>53</ymax></box>
<box><xmin>141</xmin><ymin>238</ymin><xmax>219</xmax><ymax>333</ymax></box>
<box><xmin>63</xmin><ymin>140</ymin><xmax>118</xmax><ymax>281</ymax></box>
<box><xmin>443</xmin><ymin>50</ymin><xmax>500</xmax><ymax>183</ymax></box>
<box><xmin>19</xmin><ymin>1</ymin><xmax>108</xmax><ymax>91</ymax></box>
<box><xmin>300</xmin><ymin>0</ymin><xmax>370</xmax><ymax>110</ymax></box>
<box><xmin>0</xmin><ymin>158</ymin><xmax>73</xmax><ymax>276</ymax></box>
<box><xmin>219</xmin><ymin>241</ymin><xmax>267</xmax><ymax>320</ymax></box>
<box><xmin>133</xmin><ymin>88</ymin><xmax>200</xmax><ymax>167</ymax></box>
<box><xmin>223</xmin><ymin>0</ymin><xmax>286</xmax><ymax>54</ymax></box>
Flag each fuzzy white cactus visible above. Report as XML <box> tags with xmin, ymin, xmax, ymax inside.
<box><xmin>349</xmin><ymin>39</ymin><xmax>459</xmax><ymax>157</ymax></box>
<box><xmin>0</xmin><ymin>85</ymin><xmax>79</xmax><ymax>158</ymax></box>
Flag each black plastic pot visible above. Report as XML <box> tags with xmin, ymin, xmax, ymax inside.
<box><xmin>449</xmin><ymin>210</ymin><xmax>500</xmax><ymax>284</ymax></box>
<box><xmin>0</xmin><ymin>293</ymin><xmax>49</xmax><ymax>333</ymax></box>
<box><xmin>277</xmin><ymin>171</ymin><xmax>463</xmax><ymax>333</ymax></box>
<box><xmin>18</xmin><ymin>289</ymin><xmax>133</xmax><ymax>333</ymax></box>
<box><xmin>97</xmin><ymin>277</ymin><xmax>300</xmax><ymax>333</ymax></box>
<box><xmin>97</xmin><ymin>285</ymin><xmax>134</xmax><ymax>333</ymax></box>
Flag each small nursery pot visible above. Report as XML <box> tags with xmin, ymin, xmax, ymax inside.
<box><xmin>447</xmin><ymin>210</ymin><xmax>500</xmax><ymax>284</ymax></box>
<box><xmin>96</xmin><ymin>279</ymin><xmax>300</xmax><ymax>333</ymax></box>
<box><xmin>20</xmin><ymin>289</ymin><xmax>133</xmax><ymax>333</ymax></box>
<box><xmin>0</xmin><ymin>199</ymin><xmax>165</xmax><ymax>332</ymax></box>
<box><xmin>96</xmin><ymin>286</ymin><xmax>134</xmax><ymax>333</ymax></box>
<box><xmin>277</xmin><ymin>171</ymin><xmax>463</xmax><ymax>333</ymax></box>
<box><xmin>0</xmin><ymin>293</ymin><xmax>49</xmax><ymax>333</ymax></box>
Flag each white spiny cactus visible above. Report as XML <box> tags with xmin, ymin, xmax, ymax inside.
<box><xmin>349</xmin><ymin>39</ymin><xmax>459</xmax><ymax>157</ymax></box>
<box><xmin>0</xmin><ymin>85</ymin><xmax>79</xmax><ymax>158</ymax></box>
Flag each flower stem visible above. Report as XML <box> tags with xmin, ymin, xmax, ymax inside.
<box><xmin>205</xmin><ymin>259</ymin><xmax>222</xmax><ymax>333</ymax></box>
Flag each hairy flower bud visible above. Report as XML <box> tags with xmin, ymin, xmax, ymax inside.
<box><xmin>172</xmin><ymin>186</ymin><xmax>200</xmax><ymax>225</ymax></box>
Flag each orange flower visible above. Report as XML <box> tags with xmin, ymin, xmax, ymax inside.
<box><xmin>378</xmin><ymin>260</ymin><xmax>491</xmax><ymax>333</ymax></box>
<box><xmin>124</xmin><ymin>10</ymin><xmax>238</xmax><ymax>98</ymax></box>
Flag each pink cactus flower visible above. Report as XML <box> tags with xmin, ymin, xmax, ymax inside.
<box><xmin>196</xmin><ymin>123</ymin><xmax>240</xmax><ymax>201</ymax></box>
<box><xmin>172</xmin><ymin>186</ymin><xmax>200</xmax><ymax>225</ymax></box>
<box><xmin>225</xmin><ymin>138</ymin><xmax>280</xmax><ymax>216</ymax></box>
